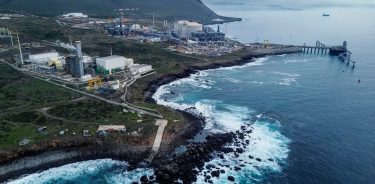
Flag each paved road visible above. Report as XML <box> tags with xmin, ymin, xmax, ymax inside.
<box><xmin>152</xmin><ymin>119</ymin><xmax>168</xmax><ymax>152</ymax></box>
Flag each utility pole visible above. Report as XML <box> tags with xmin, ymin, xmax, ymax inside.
<box><xmin>9</xmin><ymin>30</ymin><xmax>14</xmax><ymax>46</ymax></box>
<box><xmin>69</xmin><ymin>35</ymin><xmax>73</xmax><ymax>46</ymax></box>
<box><xmin>109</xmin><ymin>45</ymin><xmax>112</xmax><ymax>56</ymax></box>
<box><xmin>153</xmin><ymin>12</ymin><xmax>155</xmax><ymax>27</ymax></box>
<box><xmin>16</xmin><ymin>30</ymin><xmax>24</xmax><ymax>65</ymax></box>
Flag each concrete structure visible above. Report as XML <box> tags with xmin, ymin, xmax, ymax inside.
<box><xmin>48</xmin><ymin>57</ymin><xmax>63</xmax><ymax>69</ymax></box>
<box><xmin>108</xmin><ymin>80</ymin><xmax>120</xmax><ymax>89</ymax></box>
<box><xmin>174</xmin><ymin>20</ymin><xmax>202</xmax><ymax>37</ymax></box>
<box><xmin>145</xmin><ymin>37</ymin><xmax>161</xmax><ymax>42</ymax></box>
<box><xmin>29</xmin><ymin>52</ymin><xmax>58</xmax><ymax>64</ymax></box>
<box><xmin>62</xmin><ymin>13</ymin><xmax>88</xmax><ymax>18</ymax></box>
<box><xmin>83</xmin><ymin>130</ymin><xmax>90</xmax><ymax>136</ymax></box>
<box><xmin>60</xmin><ymin>131</ymin><xmax>65</xmax><ymax>135</ymax></box>
<box><xmin>96</xmin><ymin>55</ymin><xmax>131</xmax><ymax>74</ymax></box>
<box><xmin>80</xmin><ymin>74</ymin><xmax>92</xmax><ymax>81</ymax></box>
<box><xmin>97</xmin><ymin>125</ymin><xmax>126</xmax><ymax>132</ymax></box>
<box><xmin>19</xmin><ymin>139</ymin><xmax>29</xmax><ymax>146</ymax></box>
<box><xmin>131</xmin><ymin>24</ymin><xmax>141</xmax><ymax>29</ymax></box>
<box><xmin>130</xmin><ymin>64</ymin><xmax>152</xmax><ymax>75</ymax></box>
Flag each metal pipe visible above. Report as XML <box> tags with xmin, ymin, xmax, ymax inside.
<box><xmin>16</xmin><ymin>31</ymin><xmax>24</xmax><ymax>65</ymax></box>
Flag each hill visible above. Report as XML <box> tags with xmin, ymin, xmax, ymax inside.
<box><xmin>0</xmin><ymin>0</ymin><xmax>241</xmax><ymax>23</ymax></box>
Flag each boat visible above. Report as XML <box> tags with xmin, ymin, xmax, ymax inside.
<box><xmin>323</xmin><ymin>14</ymin><xmax>330</xmax><ymax>16</ymax></box>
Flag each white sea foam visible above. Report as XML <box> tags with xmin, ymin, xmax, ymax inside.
<box><xmin>8</xmin><ymin>159</ymin><xmax>155</xmax><ymax>184</ymax></box>
<box><xmin>279</xmin><ymin>78</ymin><xmax>299</xmax><ymax>86</ymax></box>
<box><xmin>152</xmin><ymin>56</ymin><xmax>290</xmax><ymax>182</ymax></box>
<box><xmin>194</xmin><ymin>117</ymin><xmax>290</xmax><ymax>184</ymax></box>
<box><xmin>225</xmin><ymin>77</ymin><xmax>243</xmax><ymax>83</ymax></box>
<box><xmin>271</xmin><ymin>71</ymin><xmax>300</xmax><ymax>77</ymax></box>
<box><xmin>284</xmin><ymin>59</ymin><xmax>307</xmax><ymax>64</ymax></box>
<box><xmin>205</xmin><ymin>57</ymin><xmax>268</xmax><ymax>72</ymax></box>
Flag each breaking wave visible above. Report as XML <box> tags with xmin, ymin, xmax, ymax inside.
<box><xmin>7</xmin><ymin>159</ymin><xmax>155</xmax><ymax>184</ymax></box>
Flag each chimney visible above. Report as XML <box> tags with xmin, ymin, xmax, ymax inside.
<box><xmin>75</xmin><ymin>40</ymin><xmax>82</xmax><ymax>59</ymax></box>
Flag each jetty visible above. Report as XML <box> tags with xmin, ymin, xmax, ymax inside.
<box><xmin>292</xmin><ymin>41</ymin><xmax>355</xmax><ymax>66</ymax></box>
<box><xmin>295</xmin><ymin>41</ymin><xmax>348</xmax><ymax>55</ymax></box>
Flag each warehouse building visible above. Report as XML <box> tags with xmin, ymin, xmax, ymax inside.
<box><xmin>130</xmin><ymin>64</ymin><xmax>152</xmax><ymax>75</ymax></box>
<box><xmin>29</xmin><ymin>52</ymin><xmax>58</xmax><ymax>64</ymax></box>
<box><xmin>173</xmin><ymin>20</ymin><xmax>202</xmax><ymax>37</ymax></box>
<box><xmin>96</xmin><ymin>55</ymin><xmax>132</xmax><ymax>74</ymax></box>
<box><xmin>62</xmin><ymin>13</ymin><xmax>88</xmax><ymax>18</ymax></box>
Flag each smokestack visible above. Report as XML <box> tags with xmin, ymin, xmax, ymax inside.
<box><xmin>75</xmin><ymin>40</ymin><xmax>82</xmax><ymax>59</ymax></box>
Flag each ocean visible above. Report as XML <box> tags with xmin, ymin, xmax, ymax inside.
<box><xmin>7</xmin><ymin>5</ymin><xmax>375</xmax><ymax>184</ymax></box>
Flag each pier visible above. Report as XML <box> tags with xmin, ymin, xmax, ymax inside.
<box><xmin>296</xmin><ymin>41</ymin><xmax>348</xmax><ymax>55</ymax></box>
<box><xmin>292</xmin><ymin>41</ymin><xmax>355</xmax><ymax>67</ymax></box>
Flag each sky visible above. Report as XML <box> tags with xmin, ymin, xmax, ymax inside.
<box><xmin>201</xmin><ymin>0</ymin><xmax>375</xmax><ymax>9</ymax></box>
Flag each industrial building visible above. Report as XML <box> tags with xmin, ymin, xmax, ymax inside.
<box><xmin>191</xmin><ymin>32</ymin><xmax>226</xmax><ymax>42</ymax></box>
<box><xmin>173</xmin><ymin>20</ymin><xmax>202</xmax><ymax>37</ymax></box>
<box><xmin>130</xmin><ymin>64</ymin><xmax>152</xmax><ymax>75</ymax></box>
<box><xmin>29</xmin><ymin>52</ymin><xmax>58</xmax><ymax>64</ymax></box>
<box><xmin>96</xmin><ymin>55</ymin><xmax>133</xmax><ymax>74</ymax></box>
<box><xmin>62</xmin><ymin>13</ymin><xmax>88</xmax><ymax>18</ymax></box>
<box><xmin>65</xmin><ymin>40</ymin><xmax>84</xmax><ymax>77</ymax></box>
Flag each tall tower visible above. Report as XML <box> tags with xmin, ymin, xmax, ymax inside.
<box><xmin>75</xmin><ymin>40</ymin><xmax>84</xmax><ymax>76</ymax></box>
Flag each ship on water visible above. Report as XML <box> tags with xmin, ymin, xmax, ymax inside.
<box><xmin>323</xmin><ymin>14</ymin><xmax>330</xmax><ymax>16</ymax></box>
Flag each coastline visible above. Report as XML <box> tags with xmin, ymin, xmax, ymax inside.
<box><xmin>0</xmin><ymin>47</ymin><xmax>301</xmax><ymax>183</ymax></box>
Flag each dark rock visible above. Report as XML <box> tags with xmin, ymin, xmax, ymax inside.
<box><xmin>149</xmin><ymin>176</ymin><xmax>155</xmax><ymax>180</ymax></box>
<box><xmin>240</xmin><ymin>164</ymin><xmax>246</xmax><ymax>167</ymax></box>
<box><xmin>140</xmin><ymin>176</ymin><xmax>149</xmax><ymax>182</ymax></box>
<box><xmin>234</xmin><ymin>167</ymin><xmax>241</xmax><ymax>171</ymax></box>
<box><xmin>236</xmin><ymin>148</ymin><xmax>244</xmax><ymax>154</ymax></box>
<box><xmin>228</xmin><ymin>176</ymin><xmax>235</xmax><ymax>182</ymax></box>
<box><xmin>208</xmin><ymin>180</ymin><xmax>213</xmax><ymax>183</ymax></box>
<box><xmin>220</xmin><ymin>170</ymin><xmax>225</xmax><ymax>173</ymax></box>
<box><xmin>256</xmin><ymin>158</ymin><xmax>262</xmax><ymax>162</ymax></box>
<box><xmin>206</xmin><ymin>175</ymin><xmax>211</xmax><ymax>179</ymax></box>
<box><xmin>249</xmin><ymin>155</ymin><xmax>254</xmax><ymax>159</ymax></box>
<box><xmin>268</xmin><ymin>158</ymin><xmax>274</xmax><ymax>161</ymax></box>
<box><xmin>211</xmin><ymin>170</ymin><xmax>220</xmax><ymax>177</ymax></box>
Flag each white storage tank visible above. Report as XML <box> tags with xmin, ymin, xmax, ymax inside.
<box><xmin>173</xmin><ymin>20</ymin><xmax>202</xmax><ymax>37</ymax></box>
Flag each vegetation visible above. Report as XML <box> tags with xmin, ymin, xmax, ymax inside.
<box><xmin>0</xmin><ymin>0</ymin><xmax>241</xmax><ymax>22</ymax></box>
<box><xmin>0</xmin><ymin>62</ymin><xmax>81</xmax><ymax>113</ymax></box>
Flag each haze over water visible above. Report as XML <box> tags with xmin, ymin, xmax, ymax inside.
<box><xmin>8</xmin><ymin>4</ymin><xmax>375</xmax><ymax>184</ymax></box>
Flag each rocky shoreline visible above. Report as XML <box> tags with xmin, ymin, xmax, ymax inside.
<box><xmin>0</xmin><ymin>48</ymin><xmax>301</xmax><ymax>183</ymax></box>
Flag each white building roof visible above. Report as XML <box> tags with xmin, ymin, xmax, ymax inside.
<box><xmin>97</xmin><ymin>55</ymin><xmax>123</xmax><ymax>61</ymax></box>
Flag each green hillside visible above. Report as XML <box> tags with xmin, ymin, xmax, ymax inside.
<box><xmin>0</xmin><ymin>0</ymin><xmax>240</xmax><ymax>22</ymax></box>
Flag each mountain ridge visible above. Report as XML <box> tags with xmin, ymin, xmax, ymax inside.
<box><xmin>0</xmin><ymin>0</ymin><xmax>241</xmax><ymax>23</ymax></box>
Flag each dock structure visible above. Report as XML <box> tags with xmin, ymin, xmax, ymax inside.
<box><xmin>296</xmin><ymin>41</ymin><xmax>348</xmax><ymax>55</ymax></box>
<box><xmin>294</xmin><ymin>41</ymin><xmax>355</xmax><ymax>67</ymax></box>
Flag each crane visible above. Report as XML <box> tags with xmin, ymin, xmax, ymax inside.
<box><xmin>201</xmin><ymin>10</ymin><xmax>214</xmax><ymax>32</ymax></box>
<box><xmin>114</xmin><ymin>8</ymin><xmax>139</xmax><ymax>28</ymax></box>
<box><xmin>103</xmin><ymin>17</ymin><xmax>114</xmax><ymax>35</ymax></box>
<box><xmin>225</xmin><ymin>23</ymin><xmax>229</xmax><ymax>42</ymax></box>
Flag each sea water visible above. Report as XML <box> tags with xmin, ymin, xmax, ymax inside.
<box><xmin>7</xmin><ymin>6</ymin><xmax>375</xmax><ymax>184</ymax></box>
